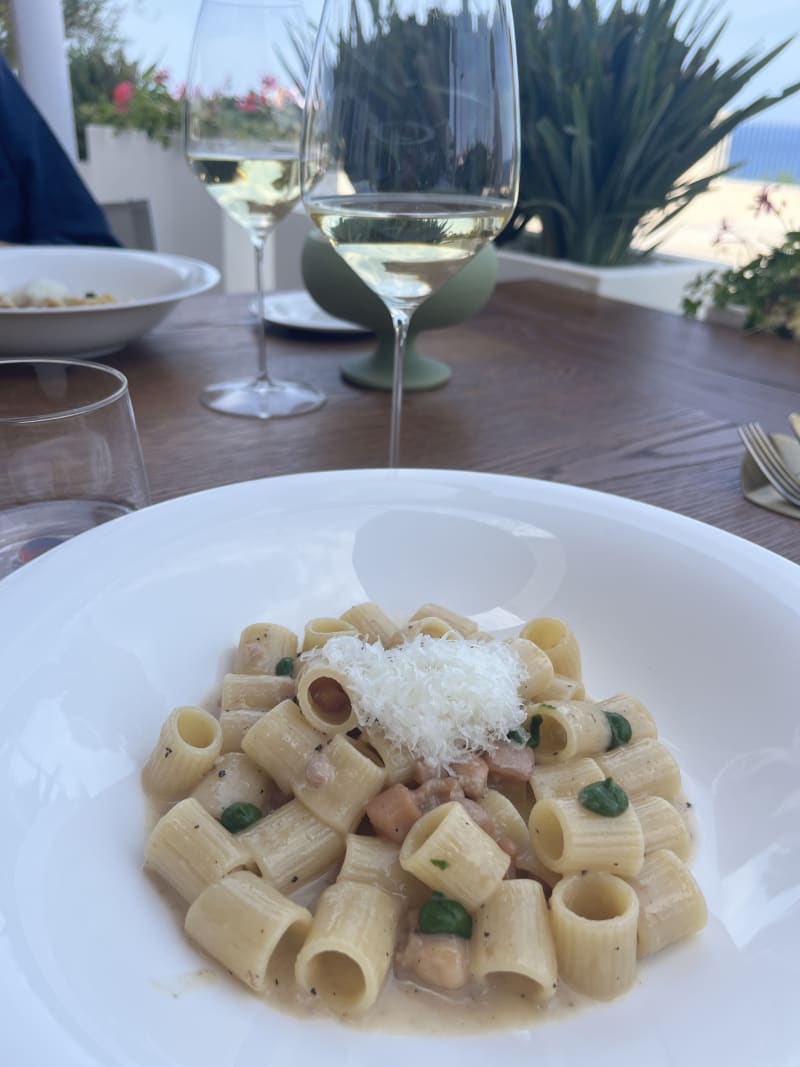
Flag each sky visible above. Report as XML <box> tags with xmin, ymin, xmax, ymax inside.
<box><xmin>117</xmin><ymin>0</ymin><xmax>800</xmax><ymax>124</ymax></box>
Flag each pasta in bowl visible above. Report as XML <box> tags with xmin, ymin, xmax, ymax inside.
<box><xmin>0</xmin><ymin>246</ymin><xmax>219</xmax><ymax>357</ymax></box>
<box><xmin>140</xmin><ymin>599</ymin><xmax>707</xmax><ymax>1029</ymax></box>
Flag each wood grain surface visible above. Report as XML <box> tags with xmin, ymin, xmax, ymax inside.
<box><xmin>46</xmin><ymin>280</ymin><xmax>800</xmax><ymax>564</ymax></box>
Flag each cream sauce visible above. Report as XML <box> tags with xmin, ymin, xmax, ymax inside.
<box><xmin>149</xmin><ymin>868</ymin><xmax>588</xmax><ymax>1035</ymax></box>
<box><xmin>263</xmin><ymin>960</ymin><xmax>588</xmax><ymax>1035</ymax></box>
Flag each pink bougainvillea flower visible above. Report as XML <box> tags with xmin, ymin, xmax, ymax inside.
<box><xmin>261</xmin><ymin>75</ymin><xmax>277</xmax><ymax>90</ymax></box>
<box><xmin>234</xmin><ymin>90</ymin><xmax>260</xmax><ymax>112</ymax></box>
<box><xmin>173</xmin><ymin>82</ymin><xmax>186</xmax><ymax>100</ymax></box>
<box><xmin>154</xmin><ymin>68</ymin><xmax>170</xmax><ymax>86</ymax></box>
<box><xmin>112</xmin><ymin>80</ymin><xmax>134</xmax><ymax>112</ymax></box>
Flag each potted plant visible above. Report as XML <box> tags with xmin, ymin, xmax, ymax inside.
<box><xmin>683</xmin><ymin>230</ymin><xmax>800</xmax><ymax>340</ymax></box>
<box><xmin>495</xmin><ymin>0</ymin><xmax>800</xmax><ymax>309</ymax></box>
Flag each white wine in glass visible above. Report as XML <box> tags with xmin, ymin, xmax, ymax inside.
<box><xmin>186</xmin><ymin>0</ymin><xmax>325</xmax><ymax>419</ymax></box>
<box><xmin>301</xmin><ymin>0</ymin><xmax>519</xmax><ymax>464</ymax></box>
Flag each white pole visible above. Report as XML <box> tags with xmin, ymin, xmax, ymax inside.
<box><xmin>9</xmin><ymin>0</ymin><xmax>78</xmax><ymax>161</ymax></box>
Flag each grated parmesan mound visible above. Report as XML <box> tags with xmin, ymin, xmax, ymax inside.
<box><xmin>313</xmin><ymin>633</ymin><xmax>527</xmax><ymax>765</ymax></box>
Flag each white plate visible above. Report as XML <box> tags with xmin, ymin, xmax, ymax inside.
<box><xmin>0</xmin><ymin>246</ymin><xmax>220</xmax><ymax>358</ymax></box>
<box><xmin>0</xmin><ymin>469</ymin><xmax>798</xmax><ymax>1067</ymax></box>
<box><xmin>256</xmin><ymin>289</ymin><xmax>371</xmax><ymax>334</ymax></box>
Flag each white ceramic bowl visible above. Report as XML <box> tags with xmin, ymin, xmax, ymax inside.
<box><xmin>0</xmin><ymin>469</ymin><xmax>799</xmax><ymax>1067</ymax></box>
<box><xmin>0</xmin><ymin>246</ymin><xmax>220</xmax><ymax>358</ymax></box>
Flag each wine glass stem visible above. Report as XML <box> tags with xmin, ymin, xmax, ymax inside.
<box><xmin>252</xmin><ymin>238</ymin><xmax>275</xmax><ymax>387</ymax></box>
<box><xmin>388</xmin><ymin>310</ymin><xmax>410</xmax><ymax>468</ymax></box>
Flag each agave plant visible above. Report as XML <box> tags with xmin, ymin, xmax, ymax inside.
<box><xmin>499</xmin><ymin>0</ymin><xmax>800</xmax><ymax>265</ymax></box>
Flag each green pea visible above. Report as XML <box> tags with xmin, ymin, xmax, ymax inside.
<box><xmin>578</xmin><ymin>777</ymin><xmax>629</xmax><ymax>817</ymax></box>
<box><xmin>418</xmin><ymin>893</ymin><xmax>473</xmax><ymax>939</ymax></box>
<box><xmin>275</xmin><ymin>656</ymin><xmax>295</xmax><ymax>678</ymax></box>
<box><xmin>605</xmin><ymin>711</ymin><xmax>632</xmax><ymax>750</ymax></box>
<box><xmin>220</xmin><ymin>801</ymin><xmax>263</xmax><ymax>833</ymax></box>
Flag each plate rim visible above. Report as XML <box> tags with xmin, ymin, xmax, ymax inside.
<box><xmin>1</xmin><ymin>467</ymin><xmax>798</xmax><ymax>600</ymax></box>
<box><xmin>259</xmin><ymin>289</ymin><xmax>371</xmax><ymax>334</ymax></box>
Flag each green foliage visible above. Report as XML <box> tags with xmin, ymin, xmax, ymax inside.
<box><xmin>0</xmin><ymin>0</ymin><xmax>122</xmax><ymax>68</ymax></box>
<box><xmin>302</xmin><ymin>0</ymin><xmax>500</xmax><ymax>196</ymax></box>
<box><xmin>501</xmin><ymin>0</ymin><xmax>800</xmax><ymax>265</ymax></box>
<box><xmin>0</xmin><ymin>0</ymin><xmax>182</xmax><ymax>158</ymax></box>
<box><xmin>77</xmin><ymin>63</ymin><xmax>182</xmax><ymax>152</ymax></box>
<box><xmin>683</xmin><ymin>232</ymin><xmax>800</xmax><ymax>340</ymax></box>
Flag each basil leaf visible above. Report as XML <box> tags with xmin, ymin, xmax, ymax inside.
<box><xmin>220</xmin><ymin>801</ymin><xmax>263</xmax><ymax>833</ymax></box>
<box><xmin>605</xmin><ymin>711</ymin><xmax>632</xmax><ymax>750</ymax></box>
<box><xmin>507</xmin><ymin>729</ymin><xmax>525</xmax><ymax>744</ymax></box>
<box><xmin>275</xmin><ymin>656</ymin><xmax>295</xmax><ymax>678</ymax></box>
<box><xmin>527</xmin><ymin>713</ymin><xmax>543</xmax><ymax>748</ymax></box>
<box><xmin>418</xmin><ymin>895</ymin><xmax>473</xmax><ymax>939</ymax></box>
<box><xmin>578</xmin><ymin>777</ymin><xmax>629</xmax><ymax>817</ymax></box>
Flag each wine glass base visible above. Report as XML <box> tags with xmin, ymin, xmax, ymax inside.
<box><xmin>200</xmin><ymin>378</ymin><xmax>326</xmax><ymax>419</ymax></box>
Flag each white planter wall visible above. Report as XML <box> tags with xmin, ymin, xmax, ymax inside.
<box><xmin>77</xmin><ymin>125</ymin><xmax>312</xmax><ymax>294</ymax></box>
<box><xmin>496</xmin><ymin>248</ymin><xmax>716</xmax><ymax>315</ymax></box>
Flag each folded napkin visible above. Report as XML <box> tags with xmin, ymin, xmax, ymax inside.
<box><xmin>741</xmin><ymin>431</ymin><xmax>800</xmax><ymax>519</ymax></box>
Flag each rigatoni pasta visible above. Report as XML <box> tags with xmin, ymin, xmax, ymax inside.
<box><xmin>471</xmin><ymin>880</ymin><xmax>558</xmax><ymax>1001</ymax></box>
<box><xmin>529</xmin><ymin>795</ymin><xmax>645</xmax><ymax>877</ymax></box>
<box><xmin>141</xmin><ymin>706</ymin><xmax>222</xmax><ymax>798</ymax></box>
<box><xmin>234</xmin><ymin>623</ymin><xmax>297</xmax><ymax>675</ymax></box>
<box><xmin>140</xmin><ymin>604</ymin><xmax>706</xmax><ymax>1027</ymax></box>
<box><xmin>399</xmin><ymin>801</ymin><xmax>510</xmax><ymax>909</ymax></box>
<box><xmin>628</xmin><ymin>849</ymin><xmax>707</xmax><ymax>957</ymax></box>
<box><xmin>144</xmin><ymin>797</ymin><xmax>252</xmax><ymax>903</ymax></box>
<box><xmin>550</xmin><ymin>872</ymin><xmax>640</xmax><ymax>999</ymax></box>
<box><xmin>295</xmin><ymin>880</ymin><xmax>403</xmax><ymax>1012</ymax></box>
<box><xmin>220</xmin><ymin>672</ymin><xmax>295</xmax><ymax>712</ymax></box>
<box><xmin>239</xmin><ymin>797</ymin><xmax>345</xmax><ymax>893</ymax></box>
<box><xmin>185</xmin><ymin>871</ymin><xmax>312</xmax><ymax>992</ymax></box>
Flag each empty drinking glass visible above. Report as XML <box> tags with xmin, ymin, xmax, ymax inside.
<box><xmin>0</xmin><ymin>358</ymin><xmax>151</xmax><ymax>578</ymax></box>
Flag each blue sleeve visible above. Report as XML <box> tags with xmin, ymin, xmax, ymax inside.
<box><xmin>0</xmin><ymin>55</ymin><xmax>120</xmax><ymax>247</ymax></box>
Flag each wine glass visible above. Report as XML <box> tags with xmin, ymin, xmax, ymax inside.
<box><xmin>185</xmin><ymin>0</ymin><xmax>325</xmax><ymax>418</ymax></box>
<box><xmin>301</xmin><ymin>0</ymin><xmax>519</xmax><ymax>465</ymax></box>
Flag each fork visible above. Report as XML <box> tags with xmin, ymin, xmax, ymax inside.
<box><xmin>738</xmin><ymin>422</ymin><xmax>800</xmax><ymax>507</ymax></box>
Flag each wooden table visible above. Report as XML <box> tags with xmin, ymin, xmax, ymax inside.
<box><xmin>110</xmin><ymin>281</ymin><xmax>800</xmax><ymax>564</ymax></box>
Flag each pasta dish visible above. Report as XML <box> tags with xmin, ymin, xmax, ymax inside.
<box><xmin>0</xmin><ymin>277</ymin><xmax>116</xmax><ymax>308</ymax></box>
<box><xmin>141</xmin><ymin>601</ymin><xmax>706</xmax><ymax>1028</ymax></box>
